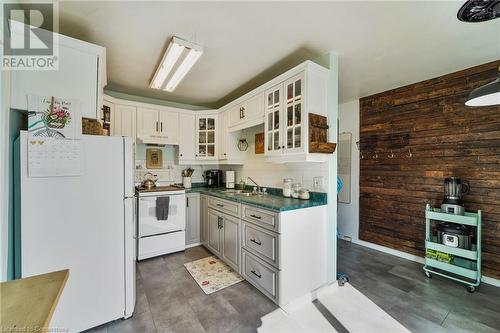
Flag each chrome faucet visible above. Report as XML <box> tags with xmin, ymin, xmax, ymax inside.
<box><xmin>246</xmin><ymin>177</ymin><xmax>261</xmax><ymax>193</ymax></box>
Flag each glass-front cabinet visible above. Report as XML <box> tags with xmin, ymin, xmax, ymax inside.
<box><xmin>196</xmin><ymin>115</ymin><xmax>217</xmax><ymax>160</ymax></box>
<box><xmin>284</xmin><ymin>74</ymin><xmax>304</xmax><ymax>154</ymax></box>
<box><xmin>265</xmin><ymin>85</ymin><xmax>283</xmax><ymax>156</ymax></box>
<box><xmin>264</xmin><ymin>73</ymin><xmax>305</xmax><ymax>156</ymax></box>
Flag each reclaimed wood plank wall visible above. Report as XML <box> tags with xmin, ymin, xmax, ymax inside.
<box><xmin>359</xmin><ymin>60</ymin><xmax>500</xmax><ymax>279</ymax></box>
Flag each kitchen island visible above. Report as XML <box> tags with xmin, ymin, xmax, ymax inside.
<box><xmin>184</xmin><ymin>185</ymin><xmax>328</xmax><ymax>307</ymax></box>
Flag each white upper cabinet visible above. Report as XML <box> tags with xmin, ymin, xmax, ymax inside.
<box><xmin>137</xmin><ymin>107</ymin><xmax>158</xmax><ymax>137</ymax></box>
<box><xmin>113</xmin><ymin>104</ymin><xmax>137</xmax><ymax>142</ymax></box>
<box><xmin>218</xmin><ymin>111</ymin><xmax>228</xmax><ymax>160</ymax></box>
<box><xmin>10</xmin><ymin>33</ymin><xmax>106</xmax><ymax>120</ymax></box>
<box><xmin>283</xmin><ymin>74</ymin><xmax>305</xmax><ymax>154</ymax></box>
<box><xmin>136</xmin><ymin>107</ymin><xmax>179</xmax><ymax>144</ymax></box>
<box><xmin>264</xmin><ymin>84</ymin><xmax>284</xmax><ymax>156</ymax></box>
<box><xmin>228</xmin><ymin>93</ymin><xmax>264</xmax><ymax>131</ymax></box>
<box><xmin>195</xmin><ymin>115</ymin><xmax>218</xmax><ymax>160</ymax></box>
<box><xmin>159</xmin><ymin>110</ymin><xmax>179</xmax><ymax>143</ymax></box>
<box><xmin>218</xmin><ymin>111</ymin><xmax>244</xmax><ymax>164</ymax></box>
<box><xmin>179</xmin><ymin>113</ymin><xmax>196</xmax><ymax>163</ymax></box>
<box><xmin>263</xmin><ymin>64</ymin><xmax>329</xmax><ymax>163</ymax></box>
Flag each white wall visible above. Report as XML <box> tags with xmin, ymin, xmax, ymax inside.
<box><xmin>219</xmin><ymin>125</ymin><xmax>329</xmax><ymax>192</ymax></box>
<box><xmin>337</xmin><ymin>99</ymin><xmax>360</xmax><ymax>241</ymax></box>
<box><xmin>135</xmin><ymin>144</ymin><xmax>206</xmax><ymax>185</ymax></box>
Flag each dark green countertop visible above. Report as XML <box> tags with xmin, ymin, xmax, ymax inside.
<box><xmin>186</xmin><ymin>186</ymin><xmax>327</xmax><ymax>212</ymax></box>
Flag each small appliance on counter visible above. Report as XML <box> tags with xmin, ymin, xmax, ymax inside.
<box><xmin>226</xmin><ymin>170</ymin><xmax>235</xmax><ymax>189</ymax></box>
<box><xmin>441</xmin><ymin>177</ymin><xmax>470</xmax><ymax>215</ymax></box>
<box><xmin>437</xmin><ymin>223</ymin><xmax>473</xmax><ymax>249</ymax></box>
<box><xmin>205</xmin><ymin>169</ymin><xmax>223</xmax><ymax>187</ymax></box>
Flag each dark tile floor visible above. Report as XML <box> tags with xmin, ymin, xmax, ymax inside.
<box><xmin>85</xmin><ymin>246</ymin><xmax>277</xmax><ymax>333</ymax></box>
<box><xmin>338</xmin><ymin>240</ymin><xmax>500</xmax><ymax>333</ymax></box>
<box><xmin>85</xmin><ymin>242</ymin><xmax>500</xmax><ymax>333</ymax></box>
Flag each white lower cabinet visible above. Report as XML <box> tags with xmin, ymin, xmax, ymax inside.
<box><xmin>201</xmin><ymin>195</ymin><xmax>327</xmax><ymax>307</ymax></box>
<box><xmin>242</xmin><ymin>249</ymin><xmax>278</xmax><ymax>302</ymax></box>
<box><xmin>206</xmin><ymin>207</ymin><xmax>241</xmax><ymax>272</ymax></box>
<box><xmin>186</xmin><ymin>193</ymin><xmax>200</xmax><ymax>246</ymax></box>
<box><xmin>221</xmin><ymin>214</ymin><xmax>240</xmax><ymax>272</ymax></box>
<box><xmin>207</xmin><ymin>209</ymin><xmax>222</xmax><ymax>256</ymax></box>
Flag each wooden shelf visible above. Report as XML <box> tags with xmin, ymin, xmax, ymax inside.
<box><xmin>308</xmin><ymin>113</ymin><xmax>336</xmax><ymax>154</ymax></box>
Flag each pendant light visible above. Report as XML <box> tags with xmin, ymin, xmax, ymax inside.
<box><xmin>457</xmin><ymin>0</ymin><xmax>500</xmax><ymax>22</ymax></box>
<box><xmin>465</xmin><ymin>67</ymin><xmax>500</xmax><ymax>106</ymax></box>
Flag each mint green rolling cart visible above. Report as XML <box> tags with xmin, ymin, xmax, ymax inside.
<box><xmin>423</xmin><ymin>204</ymin><xmax>482</xmax><ymax>293</ymax></box>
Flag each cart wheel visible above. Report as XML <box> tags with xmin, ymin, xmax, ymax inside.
<box><xmin>467</xmin><ymin>286</ymin><xmax>475</xmax><ymax>293</ymax></box>
<box><xmin>424</xmin><ymin>271</ymin><xmax>432</xmax><ymax>278</ymax></box>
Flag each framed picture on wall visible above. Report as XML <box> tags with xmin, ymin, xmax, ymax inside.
<box><xmin>146</xmin><ymin>148</ymin><xmax>163</xmax><ymax>169</ymax></box>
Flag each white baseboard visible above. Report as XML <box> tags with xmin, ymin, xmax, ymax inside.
<box><xmin>350</xmin><ymin>239</ymin><xmax>500</xmax><ymax>288</ymax></box>
<box><xmin>352</xmin><ymin>239</ymin><xmax>425</xmax><ymax>264</ymax></box>
<box><xmin>185</xmin><ymin>242</ymin><xmax>202</xmax><ymax>249</ymax></box>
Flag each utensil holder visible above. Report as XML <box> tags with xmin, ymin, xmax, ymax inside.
<box><xmin>183</xmin><ymin>177</ymin><xmax>192</xmax><ymax>189</ymax></box>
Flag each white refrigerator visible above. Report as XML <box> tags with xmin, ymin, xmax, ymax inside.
<box><xmin>16</xmin><ymin>131</ymin><xmax>136</xmax><ymax>332</ymax></box>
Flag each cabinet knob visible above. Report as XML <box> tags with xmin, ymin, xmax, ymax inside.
<box><xmin>282</xmin><ymin>145</ymin><xmax>285</xmax><ymax>149</ymax></box>
<box><xmin>224</xmin><ymin>153</ymin><xmax>227</xmax><ymax>156</ymax></box>
<box><xmin>180</xmin><ymin>154</ymin><xmax>183</xmax><ymax>157</ymax></box>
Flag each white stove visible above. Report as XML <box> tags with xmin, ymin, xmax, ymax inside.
<box><xmin>136</xmin><ymin>185</ymin><xmax>186</xmax><ymax>260</ymax></box>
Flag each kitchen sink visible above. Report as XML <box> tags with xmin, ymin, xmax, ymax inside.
<box><xmin>222</xmin><ymin>190</ymin><xmax>262</xmax><ymax>196</ymax></box>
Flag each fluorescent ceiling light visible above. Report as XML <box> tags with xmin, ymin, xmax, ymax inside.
<box><xmin>165</xmin><ymin>48</ymin><xmax>203</xmax><ymax>92</ymax></box>
<box><xmin>150</xmin><ymin>37</ymin><xmax>203</xmax><ymax>92</ymax></box>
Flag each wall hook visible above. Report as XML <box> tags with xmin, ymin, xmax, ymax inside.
<box><xmin>407</xmin><ymin>149</ymin><xmax>413</xmax><ymax>158</ymax></box>
<box><xmin>388</xmin><ymin>150</ymin><xmax>395</xmax><ymax>159</ymax></box>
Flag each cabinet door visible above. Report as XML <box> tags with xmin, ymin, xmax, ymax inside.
<box><xmin>283</xmin><ymin>74</ymin><xmax>305</xmax><ymax>154</ymax></box>
<box><xmin>185</xmin><ymin>194</ymin><xmax>200</xmax><ymax>246</ymax></box>
<box><xmin>221</xmin><ymin>214</ymin><xmax>240</xmax><ymax>272</ymax></box>
<box><xmin>264</xmin><ymin>85</ymin><xmax>283</xmax><ymax>156</ymax></box>
<box><xmin>200</xmin><ymin>195</ymin><xmax>208</xmax><ymax>245</ymax></box>
<box><xmin>179</xmin><ymin>113</ymin><xmax>196</xmax><ymax>161</ymax></box>
<box><xmin>228</xmin><ymin>103</ymin><xmax>244</xmax><ymax>128</ymax></box>
<box><xmin>113</xmin><ymin>104</ymin><xmax>137</xmax><ymax>142</ymax></box>
<box><xmin>196</xmin><ymin>115</ymin><xmax>217</xmax><ymax>160</ymax></box>
<box><xmin>242</xmin><ymin>93</ymin><xmax>264</xmax><ymax>122</ymax></box>
<box><xmin>137</xmin><ymin>107</ymin><xmax>159</xmax><ymax>138</ymax></box>
<box><xmin>207</xmin><ymin>210</ymin><xmax>222</xmax><ymax>256</ymax></box>
<box><xmin>11</xmin><ymin>43</ymin><xmax>100</xmax><ymax>119</ymax></box>
<box><xmin>158</xmin><ymin>110</ymin><xmax>179</xmax><ymax>144</ymax></box>
<box><xmin>218</xmin><ymin>111</ymin><xmax>227</xmax><ymax>160</ymax></box>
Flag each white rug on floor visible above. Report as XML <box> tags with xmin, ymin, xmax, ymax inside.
<box><xmin>258</xmin><ymin>283</ymin><xmax>411</xmax><ymax>333</ymax></box>
<box><xmin>184</xmin><ymin>256</ymin><xmax>243</xmax><ymax>294</ymax></box>
<box><xmin>317</xmin><ymin>282</ymin><xmax>411</xmax><ymax>333</ymax></box>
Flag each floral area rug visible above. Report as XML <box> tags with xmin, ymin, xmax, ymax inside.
<box><xmin>184</xmin><ymin>256</ymin><xmax>243</xmax><ymax>294</ymax></box>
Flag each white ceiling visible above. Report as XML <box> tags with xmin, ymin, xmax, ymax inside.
<box><xmin>59</xmin><ymin>1</ymin><xmax>500</xmax><ymax>108</ymax></box>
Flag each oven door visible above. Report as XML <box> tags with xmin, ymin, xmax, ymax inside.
<box><xmin>138</xmin><ymin>194</ymin><xmax>186</xmax><ymax>238</ymax></box>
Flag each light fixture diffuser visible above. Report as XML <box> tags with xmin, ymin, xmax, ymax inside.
<box><xmin>150</xmin><ymin>37</ymin><xmax>203</xmax><ymax>92</ymax></box>
<box><xmin>465</xmin><ymin>73</ymin><xmax>500</xmax><ymax>106</ymax></box>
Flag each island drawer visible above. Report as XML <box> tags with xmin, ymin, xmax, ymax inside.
<box><xmin>242</xmin><ymin>249</ymin><xmax>279</xmax><ymax>303</ymax></box>
<box><xmin>242</xmin><ymin>205</ymin><xmax>279</xmax><ymax>232</ymax></box>
<box><xmin>242</xmin><ymin>222</ymin><xmax>279</xmax><ymax>268</ymax></box>
<box><xmin>208</xmin><ymin>196</ymin><xmax>240</xmax><ymax>218</ymax></box>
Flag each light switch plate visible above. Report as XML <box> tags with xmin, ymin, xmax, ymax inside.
<box><xmin>313</xmin><ymin>176</ymin><xmax>324</xmax><ymax>190</ymax></box>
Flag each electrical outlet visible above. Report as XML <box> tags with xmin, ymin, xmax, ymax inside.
<box><xmin>313</xmin><ymin>176</ymin><xmax>324</xmax><ymax>190</ymax></box>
